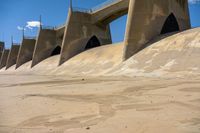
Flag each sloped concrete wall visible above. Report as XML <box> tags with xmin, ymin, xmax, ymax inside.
<box><xmin>123</xmin><ymin>0</ymin><xmax>191</xmax><ymax>60</ymax></box>
<box><xmin>6</xmin><ymin>45</ymin><xmax>20</xmax><ymax>69</ymax></box>
<box><xmin>0</xmin><ymin>49</ymin><xmax>9</xmax><ymax>69</ymax></box>
<box><xmin>31</xmin><ymin>29</ymin><xmax>57</xmax><ymax>67</ymax></box>
<box><xmin>16</xmin><ymin>39</ymin><xmax>36</xmax><ymax>69</ymax></box>
<box><xmin>59</xmin><ymin>10</ymin><xmax>112</xmax><ymax>65</ymax></box>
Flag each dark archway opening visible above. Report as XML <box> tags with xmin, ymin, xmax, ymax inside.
<box><xmin>51</xmin><ymin>46</ymin><xmax>61</xmax><ymax>56</ymax></box>
<box><xmin>85</xmin><ymin>36</ymin><xmax>101</xmax><ymax>50</ymax></box>
<box><xmin>161</xmin><ymin>13</ymin><xmax>180</xmax><ymax>34</ymax></box>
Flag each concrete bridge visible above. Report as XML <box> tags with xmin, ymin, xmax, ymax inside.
<box><xmin>0</xmin><ymin>0</ymin><xmax>191</xmax><ymax>70</ymax></box>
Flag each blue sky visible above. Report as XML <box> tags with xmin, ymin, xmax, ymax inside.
<box><xmin>0</xmin><ymin>0</ymin><xmax>200</xmax><ymax>48</ymax></box>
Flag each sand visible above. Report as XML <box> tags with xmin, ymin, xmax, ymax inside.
<box><xmin>0</xmin><ymin>74</ymin><xmax>200</xmax><ymax>133</ymax></box>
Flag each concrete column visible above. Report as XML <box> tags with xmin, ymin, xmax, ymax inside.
<box><xmin>0</xmin><ymin>42</ymin><xmax>5</xmax><ymax>61</ymax></box>
<box><xmin>59</xmin><ymin>10</ymin><xmax>112</xmax><ymax>65</ymax></box>
<box><xmin>6</xmin><ymin>45</ymin><xmax>20</xmax><ymax>69</ymax></box>
<box><xmin>0</xmin><ymin>42</ymin><xmax>4</xmax><ymax>52</ymax></box>
<box><xmin>31</xmin><ymin>29</ymin><xmax>57</xmax><ymax>67</ymax></box>
<box><xmin>123</xmin><ymin>0</ymin><xmax>190</xmax><ymax>60</ymax></box>
<box><xmin>16</xmin><ymin>38</ymin><xmax>36</xmax><ymax>69</ymax></box>
<box><xmin>0</xmin><ymin>49</ymin><xmax>10</xmax><ymax>69</ymax></box>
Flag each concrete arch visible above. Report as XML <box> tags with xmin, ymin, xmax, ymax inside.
<box><xmin>161</xmin><ymin>13</ymin><xmax>180</xmax><ymax>34</ymax></box>
<box><xmin>51</xmin><ymin>46</ymin><xmax>61</xmax><ymax>56</ymax></box>
<box><xmin>85</xmin><ymin>36</ymin><xmax>101</xmax><ymax>50</ymax></box>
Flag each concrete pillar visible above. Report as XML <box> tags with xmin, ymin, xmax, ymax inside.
<box><xmin>0</xmin><ymin>49</ymin><xmax>9</xmax><ymax>69</ymax></box>
<box><xmin>123</xmin><ymin>0</ymin><xmax>191</xmax><ymax>60</ymax></box>
<box><xmin>59</xmin><ymin>10</ymin><xmax>112</xmax><ymax>65</ymax></box>
<box><xmin>6</xmin><ymin>45</ymin><xmax>20</xmax><ymax>69</ymax></box>
<box><xmin>0</xmin><ymin>42</ymin><xmax>5</xmax><ymax>61</ymax></box>
<box><xmin>31</xmin><ymin>28</ymin><xmax>57</xmax><ymax>67</ymax></box>
<box><xmin>0</xmin><ymin>42</ymin><xmax>4</xmax><ymax>52</ymax></box>
<box><xmin>16</xmin><ymin>38</ymin><xmax>36</xmax><ymax>69</ymax></box>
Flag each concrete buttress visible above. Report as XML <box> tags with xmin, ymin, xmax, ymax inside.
<box><xmin>59</xmin><ymin>9</ymin><xmax>112</xmax><ymax>65</ymax></box>
<box><xmin>16</xmin><ymin>38</ymin><xmax>36</xmax><ymax>69</ymax></box>
<box><xmin>6</xmin><ymin>45</ymin><xmax>20</xmax><ymax>69</ymax></box>
<box><xmin>0</xmin><ymin>49</ymin><xmax>9</xmax><ymax>69</ymax></box>
<box><xmin>31</xmin><ymin>28</ymin><xmax>57</xmax><ymax>67</ymax></box>
<box><xmin>123</xmin><ymin>0</ymin><xmax>191</xmax><ymax>60</ymax></box>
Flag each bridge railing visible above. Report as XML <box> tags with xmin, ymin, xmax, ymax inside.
<box><xmin>91</xmin><ymin>0</ymin><xmax>120</xmax><ymax>12</ymax></box>
<box><xmin>13</xmin><ymin>43</ymin><xmax>21</xmax><ymax>46</ymax></box>
<box><xmin>72</xmin><ymin>0</ymin><xmax>120</xmax><ymax>13</ymax></box>
<box><xmin>72</xmin><ymin>7</ymin><xmax>92</xmax><ymax>13</ymax></box>
<box><xmin>55</xmin><ymin>23</ymin><xmax>66</xmax><ymax>30</ymax></box>
<box><xmin>41</xmin><ymin>25</ymin><xmax>55</xmax><ymax>30</ymax></box>
<box><xmin>24</xmin><ymin>36</ymin><xmax>36</xmax><ymax>40</ymax></box>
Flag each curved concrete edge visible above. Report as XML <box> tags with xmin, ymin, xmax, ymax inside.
<box><xmin>59</xmin><ymin>10</ymin><xmax>112</xmax><ymax>65</ymax></box>
<box><xmin>55</xmin><ymin>43</ymin><xmax>124</xmax><ymax>76</ymax></box>
<box><xmin>31</xmin><ymin>29</ymin><xmax>57</xmax><ymax>67</ymax></box>
<box><xmin>0</xmin><ymin>49</ymin><xmax>10</xmax><ymax>69</ymax></box>
<box><xmin>16</xmin><ymin>39</ymin><xmax>36</xmax><ymax>69</ymax></box>
<box><xmin>6</xmin><ymin>45</ymin><xmax>20</xmax><ymax>69</ymax></box>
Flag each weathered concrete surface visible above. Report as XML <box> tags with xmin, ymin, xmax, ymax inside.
<box><xmin>6</xmin><ymin>45</ymin><xmax>20</xmax><ymax>69</ymax></box>
<box><xmin>56</xmin><ymin>25</ymin><xmax>65</xmax><ymax>47</ymax></box>
<box><xmin>0</xmin><ymin>49</ymin><xmax>9</xmax><ymax>69</ymax></box>
<box><xmin>123</xmin><ymin>0</ymin><xmax>191</xmax><ymax>60</ymax></box>
<box><xmin>57</xmin><ymin>43</ymin><xmax>123</xmax><ymax>75</ymax></box>
<box><xmin>91</xmin><ymin>0</ymin><xmax>129</xmax><ymax>24</ymax></box>
<box><xmin>59</xmin><ymin>10</ymin><xmax>112</xmax><ymax>65</ymax></box>
<box><xmin>16</xmin><ymin>38</ymin><xmax>36</xmax><ymax>69</ymax></box>
<box><xmin>31</xmin><ymin>29</ymin><xmax>57</xmax><ymax>67</ymax></box>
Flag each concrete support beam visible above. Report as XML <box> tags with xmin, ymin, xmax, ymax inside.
<box><xmin>91</xmin><ymin>0</ymin><xmax>129</xmax><ymax>24</ymax></box>
<box><xmin>59</xmin><ymin>10</ymin><xmax>112</xmax><ymax>65</ymax></box>
<box><xmin>0</xmin><ymin>49</ymin><xmax>9</xmax><ymax>69</ymax></box>
<box><xmin>6</xmin><ymin>45</ymin><xmax>20</xmax><ymax>69</ymax></box>
<box><xmin>31</xmin><ymin>29</ymin><xmax>57</xmax><ymax>67</ymax></box>
<box><xmin>123</xmin><ymin>0</ymin><xmax>191</xmax><ymax>60</ymax></box>
<box><xmin>16</xmin><ymin>38</ymin><xmax>36</xmax><ymax>69</ymax></box>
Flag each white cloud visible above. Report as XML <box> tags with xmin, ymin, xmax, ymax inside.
<box><xmin>26</xmin><ymin>21</ymin><xmax>41</xmax><ymax>29</ymax></box>
<box><xmin>17</xmin><ymin>21</ymin><xmax>41</xmax><ymax>31</ymax></box>
<box><xmin>188</xmin><ymin>0</ymin><xmax>200</xmax><ymax>4</ymax></box>
<box><xmin>17</xmin><ymin>26</ymin><xmax>24</xmax><ymax>31</ymax></box>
